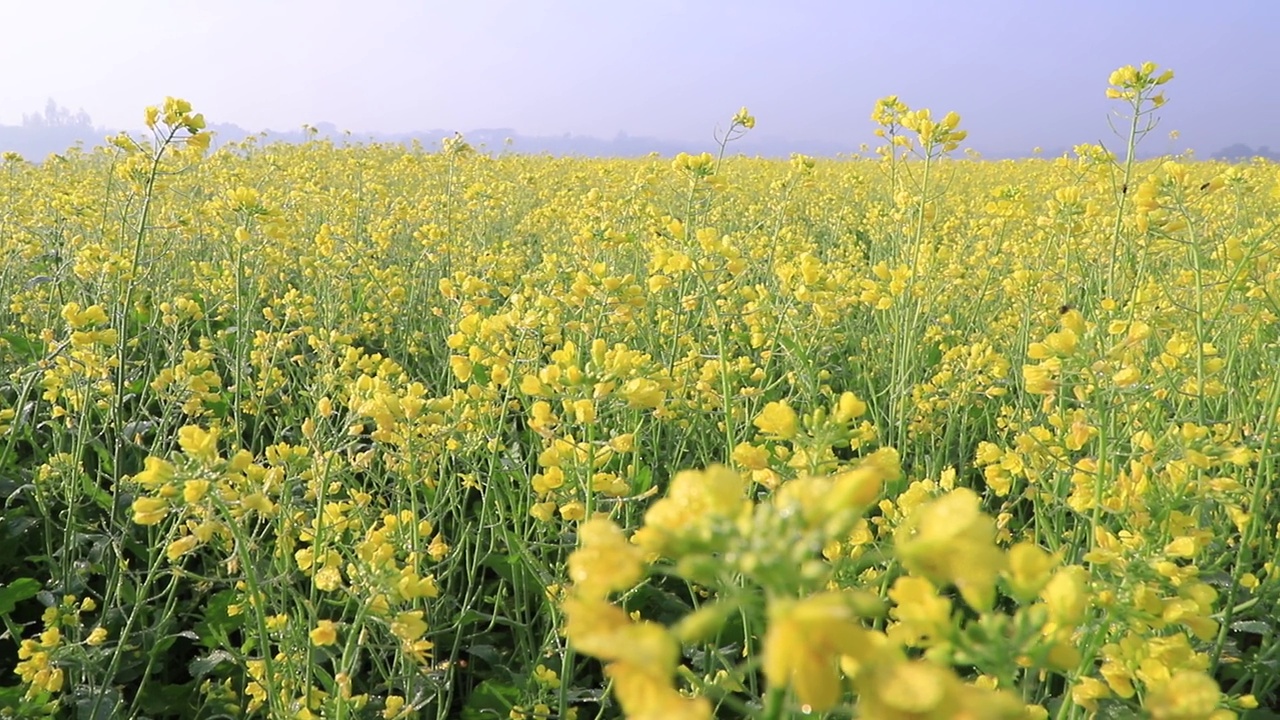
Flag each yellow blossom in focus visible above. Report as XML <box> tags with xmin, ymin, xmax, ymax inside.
<box><xmin>620</xmin><ymin>378</ymin><xmax>665</xmax><ymax>409</ymax></box>
<box><xmin>731</xmin><ymin>442</ymin><xmax>770</xmax><ymax>471</ymax></box>
<box><xmin>533</xmin><ymin>664</ymin><xmax>560</xmax><ymax>689</ymax></box>
<box><xmin>310</xmin><ymin>620</ymin><xmax>339</xmax><ymax>647</ymax></box>
<box><xmin>165</xmin><ymin>535</ymin><xmax>200</xmax><ymax>562</ymax></box>
<box><xmin>183</xmin><ymin>479</ymin><xmax>210</xmax><ymax>504</ymax></box>
<box><xmin>390</xmin><ymin>611</ymin><xmax>429</xmax><ymax>643</ymax></box>
<box><xmin>177</xmin><ymin>425</ymin><xmax>219</xmax><ymax>462</ymax></box>
<box><xmin>1023</xmin><ymin>363</ymin><xmax>1058</xmax><ymax>395</ymax></box>
<box><xmin>86</xmin><ymin>627</ymin><xmax>109</xmax><ymax>646</ymax></box>
<box><xmin>834</xmin><ymin>391</ymin><xmax>868</xmax><ymax>422</ymax></box>
<box><xmin>133</xmin><ymin>457</ymin><xmax>176</xmax><ymax>489</ymax></box>
<box><xmin>753</xmin><ymin>400</ymin><xmax>798</xmax><ymax>439</ymax></box>
<box><xmin>132</xmin><ymin>496</ymin><xmax>170</xmax><ymax>525</ymax></box>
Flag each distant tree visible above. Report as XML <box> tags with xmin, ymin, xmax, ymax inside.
<box><xmin>1212</xmin><ymin>143</ymin><xmax>1252</xmax><ymax>161</ymax></box>
<box><xmin>22</xmin><ymin>99</ymin><xmax>93</xmax><ymax>128</ymax></box>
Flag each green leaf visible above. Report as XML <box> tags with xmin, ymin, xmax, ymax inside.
<box><xmin>628</xmin><ymin>584</ymin><xmax>694</xmax><ymax>626</ymax></box>
<box><xmin>121</xmin><ymin>420</ymin><xmax>155</xmax><ymax>441</ymax></box>
<box><xmin>480</xmin><ymin>553</ymin><xmax>517</xmax><ymax>586</ymax></box>
<box><xmin>924</xmin><ymin>343</ymin><xmax>944</xmax><ymax>368</ymax></box>
<box><xmin>0</xmin><ymin>578</ymin><xmax>41</xmax><ymax>616</ymax></box>
<box><xmin>456</xmin><ymin>608</ymin><xmax>521</xmax><ymax>630</ymax></box>
<box><xmin>0</xmin><ymin>332</ymin><xmax>42</xmax><ymax>362</ymax></box>
<box><xmin>134</xmin><ymin>682</ymin><xmax>198</xmax><ymax>717</ymax></box>
<box><xmin>631</xmin><ymin>463</ymin><xmax>653</xmax><ymax>495</ymax></box>
<box><xmin>0</xmin><ymin>684</ymin><xmax>36</xmax><ymax>713</ymax></box>
<box><xmin>1</xmin><ymin>514</ymin><xmax>38</xmax><ymax>542</ymax></box>
<box><xmin>1094</xmin><ymin>699</ymin><xmax>1135</xmax><ymax>720</ymax></box>
<box><xmin>196</xmin><ymin>590</ymin><xmax>245</xmax><ymax>648</ymax></box>
<box><xmin>204</xmin><ymin>395</ymin><xmax>230</xmax><ymax>419</ymax></box>
<box><xmin>79</xmin><ymin>447</ymin><xmax>116</xmax><ymax>512</ymax></box>
<box><xmin>74</xmin><ymin>686</ymin><xmax>122</xmax><ymax>720</ymax></box>
<box><xmin>775</xmin><ymin>334</ymin><xmax>805</xmax><ymax>364</ymax></box>
<box><xmin>189</xmin><ymin>650</ymin><xmax>236</xmax><ymax>679</ymax></box>
<box><xmin>461</xmin><ymin>679</ymin><xmax>521</xmax><ymax>720</ymax></box>
<box><xmin>466</xmin><ymin>643</ymin><xmax>502</xmax><ymax>668</ymax></box>
<box><xmin>1231</xmin><ymin>619</ymin><xmax>1272</xmax><ymax>635</ymax></box>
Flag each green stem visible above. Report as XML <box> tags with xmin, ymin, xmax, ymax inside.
<box><xmin>1105</xmin><ymin>103</ymin><xmax>1143</xmax><ymax>299</ymax></box>
<box><xmin>760</xmin><ymin>688</ymin><xmax>786</xmax><ymax>720</ymax></box>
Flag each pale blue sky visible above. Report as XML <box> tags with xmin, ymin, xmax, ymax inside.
<box><xmin>1</xmin><ymin>0</ymin><xmax>1275</xmax><ymax>155</ymax></box>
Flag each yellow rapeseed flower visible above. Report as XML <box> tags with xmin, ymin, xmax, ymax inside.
<box><xmin>1005</xmin><ymin>542</ymin><xmax>1057</xmax><ymax>601</ymax></box>
<box><xmin>390</xmin><ymin>611</ymin><xmax>428</xmax><ymax>643</ymax></box>
<box><xmin>132</xmin><ymin>496</ymin><xmax>170</xmax><ymax>525</ymax></box>
<box><xmin>895</xmin><ymin>489</ymin><xmax>1006</xmax><ymax>611</ymax></box>
<box><xmin>1146</xmin><ymin>666</ymin><xmax>1223</xmax><ymax>717</ymax></box>
<box><xmin>310</xmin><ymin>620</ymin><xmax>339</xmax><ymax>647</ymax></box>
<box><xmin>636</xmin><ymin>465</ymin><xmax>745</xmax><ymax>554</ymax></box>
<box><xmin>86</xmin><ymin>627</ymin><xmax>109</xmax><ymax>646</ymax></box>
<box><xmin>567</xmin><ymin>517</ymin><xmax>644</xmax><ymax>599</ymax></box>
<box><xmin>753</xmin><ymin>400</ymin><xmax>798</xmax><ymax>440</ymax></box>
<box><xmin>133</xmin><ymin>457</ymin><xmax>176</xmax><ymax>490</ymax></box>
<box><xmin>177</xmin><ymin>425</ymin><xmax>219</xmax><ymax>462</ymax></box>
<box><xmin>606</xmin><ymin>661</ymin><xmax>711</xmax><ymax>720</ymax></box>
<box><xmin>763</xmin><ymin>592</ymin><xmax>879</xmax><ymax>711</ymax></box>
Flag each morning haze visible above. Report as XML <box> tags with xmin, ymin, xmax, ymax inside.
<box><xmin>1</xmin><ymin>0</ymin><xmax>1276</xmax><ymax>159</ymax></box>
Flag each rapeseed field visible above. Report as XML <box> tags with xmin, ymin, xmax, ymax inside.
<box><xmin>2</xmin><ymin>65</ymin><xmax>1277</xmax><ymax>719</ymax></box>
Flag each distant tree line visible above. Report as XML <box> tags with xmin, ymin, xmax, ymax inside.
<box><xmin>1211</xmin><ymin>144</ymin><xmax>1280</xmax><ymax>162</ymax></box>
<box><xmin>22</xmin><ymin>98</ymin><xmax>94</xmax><ymax>129</ymax></box>
<box><xmin>1</xmin><ymin>99</ymin><xmax>102</xmax><ymax>160</ymax></box>
<box><xmin>3</xmin><ymin>98</ymin><xmax>1278</xmax><ymax>163</ymax></box>
<box><xmin>1</xmin><ymin>100</ymin><xmax>855</xmax><ymax>161</ymax></box>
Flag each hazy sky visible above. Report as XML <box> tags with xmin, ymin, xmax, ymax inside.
<box><xmin>2</xmin><ymin>0</ymin><xmax>1277</xmax><ymax>155</ymax></box>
